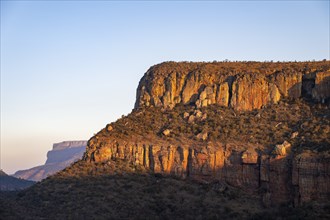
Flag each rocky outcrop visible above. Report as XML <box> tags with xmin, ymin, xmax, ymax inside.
<box><xmin>80</xmin><ymin>61</ymin><xmax>330</xmax><ymax>207</ymax></box>
<box><xmin>292</xmin><ymin>151</ymin><xmax>330</xmax><ymax>206</ymax></box>
<box><xmin>85</xmin><ymin>139</ymin><xmax>329</xmax><ymax>206</ymax></box>
<box><xmin>135</xmin><ymin>62</ymin><xmax>330</xmax><ymax>110</ymax></box>
<box><xmin>14</xmin><ymin>141</ymin><xmax>87</xmax><ymax>181</ymax></box>
<box><xmin>230</xmin><ymin>73</ymin><xmax>281</xmax><ymax>111</ymax></box>
<box><xmin>312</xmin><ymin>71</ymin><xmax>330</xmax><ymax>102</ymax></box>
<box><xmin>270</xmin><ymin>71</ymin><xmax>302</xmax><ymax>98</ymax></box>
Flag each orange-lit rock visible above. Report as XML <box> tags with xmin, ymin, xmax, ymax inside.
<box><xmin>230</xmin><ymin>73</ymin><xmax>280</xmax><ymax>111</ymax></box>
<box><xmin>271</xmin><ymin>71</ymin><xmax>302</xmax><ymax>98</ymax></box>
<box><xmin>87</xmin><ymin>139</ymin><xmax>329</xmax><ymax>207</ymax></box>
<box><xmin>312</xmin><ymin>71</ymin><xmax>330</xmax><ymax>102</ymax></box>
<box><xmin>135</xmin><ymin>62</ymin><xmax>329</xmax><ymax>111</ymax></box>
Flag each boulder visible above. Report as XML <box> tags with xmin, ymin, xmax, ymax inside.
<box><xmin>162</xmin><ymin>129</ymin><xmax>171</xmax><ymax>136</ymax></box>
<box><xmin>107</xmin><ymin>125</ymin><xmax>113</xmax><ymax>132</ymax></box>
<box><xmin>273</xmin><ymin>141</ymin><xmax>291</xmax><ymax>156</ymax></box>
<box><xmin>183</xmin><ymin>112</ymin><xmax>190</xmax><ymax>119</ymax></box>
<box><xmin>196</xmin><ymin>132</ymin><xmax>208</xmax><ymax>141</ymax></box>
<box><xmin>241</xmin><ymin>150</ymin><xmax>258</xmax><ymax>164</ymax></box>
<box><xmin>188</xmin><ymin>115</ymin><xmax>195</xmax><ymax>123</ymax></box>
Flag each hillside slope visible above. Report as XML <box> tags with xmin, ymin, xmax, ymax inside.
<box><xmin>0</xmin><ymin>170</ymin><xmax>35</xmax><ymax>191</ymax></box>
<box><xmin>84</xmin><ymin>61</ymin><xmax>330</xmax><ymax>207</ymax></box>
<box><xmin>1</xmin><ymin>61</ymin><xmax>329</xmax><ymax>219</ymax></box>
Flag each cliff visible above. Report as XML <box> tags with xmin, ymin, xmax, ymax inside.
<box><xmin>82</xmin><ymin>61</ymin><xmax>330</xmax><ymax>207</ymax></box>
<box><xmin>83</xmin><ymin>101</ymin><xmax>329</xmax><ymax>207</ymax></box>
<box><xmin>3</xmin><ymin>62</ymin><xmax>329</xmax><ymax>219</ymax></box>
<box><xmin>135</xmin><ymin>61</ymin><xmax>330</xmax><ymax>110</ymax></box>
<box><xmin>13</xmin><ymin>141</ymin><xmax>87</xmax><ymax>181</ymax></box>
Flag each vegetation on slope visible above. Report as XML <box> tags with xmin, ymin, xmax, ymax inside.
<box><xmin>93</xmin><ymin>97</ymin><xmax>329</xmax><ymax>156</ymax></box>
<box><xmin>1</xmin><ymin>158</ymin><xmax>329</xmax><ymax>219</ymax></box>
<box><xmin>0</xmin><ymin>170</ymin><xmax>35</xmax><ymax>191</ymax></box>
<box><xmin>147</xmin><ymin>60</ymin><xmax>330</xmax><ymax>78</ymax></box>
<box><xmin>1</xmin><ymin>160</ymin><xmax>262</xmax><ymax>219</ymax></box>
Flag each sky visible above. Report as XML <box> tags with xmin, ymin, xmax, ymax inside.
<box><xmin>1</xmin><ymin>0</ymin><xmax>329</xmax><ymax>174</ymax></box>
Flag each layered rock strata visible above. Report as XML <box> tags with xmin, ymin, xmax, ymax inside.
<box><xmin>135</xmin><ymin>62</ymin><xmax>330</xmax><ymax>110</ymax></box>
<box><xmin>85</xmin><ymin>140</ymin><xmax>329</xmax><ymax>206</ymax></box>
<box><xmin>84</xmin><ymin>61</ymin><xmax>330</xmax><ymax>207</ymax></box>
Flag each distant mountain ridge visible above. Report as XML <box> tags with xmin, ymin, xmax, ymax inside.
<box><xmin>0</xmin><ymin>170</ymin><xmax>34</xmax><ymax>191</ymax></box>
<box><xmin>13</xmin><ymin>141</ymin><xmax>87</xmax><ymax>181</ymax></box>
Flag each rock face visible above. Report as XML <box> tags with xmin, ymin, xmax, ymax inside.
<box><xmin>86</xmin><ymin>140</ymin><xmax>329</xmax><ymax>206</ymax></box>
<box><xmin>135</xmin><ymin>62</ymin><xmax>330</xmax><ymax>110</ymax></box>
<box><xmin>14</xmin><ymin>141</ymin><xmax>87</xmax><ymax>181</ymax></box>
<box><xmin>230</xmin><ymin>73</ymin><xmax>281</xmax><ymax>111</ymax></box>
<box><xmin>82</xmin><ymin>61</ymin><xmax>330</xmax><ymax>207</ymax></box>
<box><xmin>292</xmin><ymin>152</ymin><xmax>330</xmax><ymax>205</ymax></box>
<box><xmin>312</xmin><ymin>71</ymin><xmax>330</xmax><ymax>102</ymax></box>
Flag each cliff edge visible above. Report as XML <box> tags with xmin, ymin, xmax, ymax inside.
<box><xmin>82</xmin><ymin>61</ymin><xmax>330</xmax><ymax>207</ymax></box>
<box><xmin>135</xmin><ymin>61</ymin><xmax>330</xmax><ymax>110</ymax></box>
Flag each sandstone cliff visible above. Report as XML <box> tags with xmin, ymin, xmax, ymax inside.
<box><xmin>79</xmin><ymin>61</ymin><xmax>330</xmax><ymax>207</ymax></box>
<box><xmin>3</xmin><ymin>62</ymin><xmax>329</xmax><ymax>219</ymax></box>
<box><xmin>85</xmin><ymin>137</ymin><xmax>329</xmax><ymax>207</ymax></box>
<box><xmin>14</xmin><ymin>141</ymin><xmax>87</xmax><ymax>181</ymax></box>
<box><xmin>135</xmin><ymin>62</ymin><xmax>330</xmax><ymax>110</ymax></box>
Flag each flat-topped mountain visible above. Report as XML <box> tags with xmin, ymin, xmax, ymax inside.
<box><xmin>13</xmin><ymin>141</ymin><xmax>87</xmax><ymax>181</ymax></box>
<box><xmin>83</xmin><ymin>61</ymin><xmax>330</xmax><ymax>207</ymax></box>
<box><xmin>2</xmin><ymin>61</ymin><xmax>329</xmax><ymax>219</ymax></box>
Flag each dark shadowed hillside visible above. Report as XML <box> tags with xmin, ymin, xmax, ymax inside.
<box><xmin>1</xmin><ymin>61</ymin><xmax>329</xmax><ymax>219</ymax></box>
<box><xmin>0</xmin><ymin>170</ymin><xmax>35</xmax><ymax>191</ymax></box>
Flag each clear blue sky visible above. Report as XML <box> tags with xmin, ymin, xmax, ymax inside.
<box><xmin>1</xmin><ymin>1</ymin><xmax>329</xmax><ymax>174</ymax></box>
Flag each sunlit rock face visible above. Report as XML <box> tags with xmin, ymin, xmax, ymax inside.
<box><xmin>230</xmin><ymin>73</ymin><xmax>281</xmax><ymax>111</ymax></box>
<box><xmin>86</xmin><ymin>139</ymin><xmax>330</xmax><ymax>206</ymax></box>
<box><xmin>67</xmin><ymin>61</ymin><xmax>329</xmax><ymax>208</ymax></box>
<box><xmin>135</xmin><ymin>62</ymin><xmax>330</xmax><ymax>110</ymax></box>
<box><xmin>13</xmin><ymin>141</ymin><xmax>87</xmax><ymax>181</ymax></box>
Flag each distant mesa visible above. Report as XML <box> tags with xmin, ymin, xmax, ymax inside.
<box><xmin>0</xmin><ymin>169</ymin><xmax>35</xmax><ymax>191</ymax></box>
<box><xmin>13</xmin><ymin>141</ymin><xmax>87</xmax><ymax>181</ymax></box>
